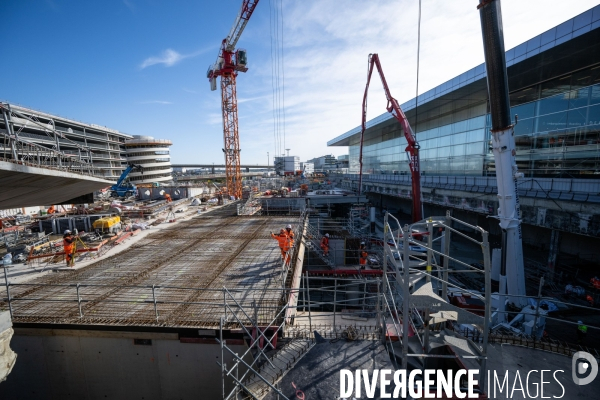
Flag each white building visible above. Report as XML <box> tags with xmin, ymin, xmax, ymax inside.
<box><xmin>306</xmin><ymin>154</ymin><xmax>337</xmax><ymax>172</ymax></box>
<box><xmin>125</xmin><ymin>135</ymin><xmax>173</xmax><ymax>184</ymax></box>
<box><xmin>300</xmin><ymin>162</ymin><xmax>314</xmax><ymax>174</ymax></box>
<box><xmin>274</xmin><ymin>156</ymin><xmax>300</xmax><ymax>175</ymax></box>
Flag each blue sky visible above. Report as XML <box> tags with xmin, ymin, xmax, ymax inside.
<box><xmin>1</xmin><ymin>0</ymin><xmax>598</xmax><ymax>165</ymax></box>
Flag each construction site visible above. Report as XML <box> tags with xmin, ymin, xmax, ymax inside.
<box><xmin>2</xmin><ymin>0</ymin><xmax>600</xmax><ymax>399</ymax></box>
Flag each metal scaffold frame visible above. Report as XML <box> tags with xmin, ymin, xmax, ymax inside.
<box><xmin>378</xmin><ymin>211</ymin><xmax>492</xmax><ymax>386</ymax></box>
<box><xmin>217</xmin><ymin>274</ymin><xmax>389</xmax><ymax>400</ymax></box>
<box><xmin>1</xmin><ymin>103</ymin><xmax>96</xmax><ymax>176</ymax></box>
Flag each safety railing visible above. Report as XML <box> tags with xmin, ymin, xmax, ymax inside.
<box><xmin>1</xmin><ymin>138</ymin><xmax>96</xmax><ymax>176</ymax></box>
<box><xmin>219</xmin><ymin>273</ymin><xmax>390</xmax><ymax>400</ymax></box>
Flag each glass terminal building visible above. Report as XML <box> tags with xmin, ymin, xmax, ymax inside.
<box><xmin>328</xmin><ymin>5</ymin><xmax>600</xmax><ymax>179</ymax></box>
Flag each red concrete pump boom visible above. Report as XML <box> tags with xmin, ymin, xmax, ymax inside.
<box><xmin>359</xmin><ymin>53</ymin><xmax>423</xmax><ymax>222</ymax></box>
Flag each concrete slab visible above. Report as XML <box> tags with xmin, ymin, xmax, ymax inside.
<box><xmin>0</xmin><ymin>160</ymin><xmax>112</xmax><ymax>209</ymax></box>
<box><xmin>4</xmin><ymin>204</ymin><xmax>301</xmax><ymax>329</ymax></box>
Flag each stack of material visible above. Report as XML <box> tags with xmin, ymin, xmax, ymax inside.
<box><xmin>0</xmin><ymin>312</ymin><xmax>17</xmax><ymax>382</ymax></box>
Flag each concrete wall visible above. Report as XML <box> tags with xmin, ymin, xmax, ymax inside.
<box><xmin>0</xmin><ymin>329</ymin><xmax>250</xmax><ymax>400</ymax></box>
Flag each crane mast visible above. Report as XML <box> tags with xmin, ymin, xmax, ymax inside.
<box><xmin>360</xmin><ymin>53</ymin><xmax>423</xmax><ymax>222</ymax></box>
<box><xmin>207</xmin><ymin>0</ymin><xmax>259</xmax><ymax>199</ymax></box>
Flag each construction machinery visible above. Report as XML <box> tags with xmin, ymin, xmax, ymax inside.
<box><xmin>207</xmin><ymin>0</ymin><xmax>260</xmax><ymax>200</ymax></box>
<box><xmin>359</xmin><ymin>54</ymin><xmax>423</xmax><ymax>222</ymax></box>
<box><xmin>92</xmin><ymin>216</ymin><xmax>122</xmax><ymax>235</ymax></box>
<box><xmin>478</xmin><ymin>0</ymin><xmax>527</xmax><ymax>308</ymax></box>
<box><xmin>109</xmin><ymin>164</ymin><xmax>143</xmax><ymax>198</ymax></box>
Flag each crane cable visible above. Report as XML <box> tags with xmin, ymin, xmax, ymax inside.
<box><xmin>415</xmin><ymin>0</ymin><xmax>422</xmax><ymax>134</ymax></box>
<box><xmin>279</xmin><ymin>0</ymin><xmax>286</xmax><ymax>154</ymax></box>
<box><xmin>269</xmin><ymin>0</ymin><xmax>285</xmax><ymax>159</ymax></box>
<box><xmin>269</xmin><ymin>0</ymin><xmax>280</xmax><ymax>158</ymax></box>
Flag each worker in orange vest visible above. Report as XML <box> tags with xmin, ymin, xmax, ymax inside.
<box><xmin>320</xmin><ymin>233</ymin><xmax>330</xmax><ymax>256</ymax></box>
<box><xmin>63</xmin><ymin>230</ymin><xmax>77</xmax><ymax>267</ymax></box>
<box><xmin>586</xmin><ymin>294</ymin><xmax>594</xmax><ymax>307</ymax></box>
<box><xmin>590</xmin><ymin>276</ymin><xmax>600</xmax><ymax>290</ymax></box>
<box><xmin>285</xmin><ymin>224</ymin><xmax>295</xmax><ymax>247</ymax></box>
<box><xmin>271</xmin><ymin>229</ymin><xmax>291</xmax><ymax>264</ymax></box>
<box><xmin>359</xmin><ymin>242</ymin><xmax>368</xmax><ymax>268</ymax></box>
<box><xmin>164</xmin><ymin>193</ymin><xmax>172</xmax><ymax>203</ymax></box>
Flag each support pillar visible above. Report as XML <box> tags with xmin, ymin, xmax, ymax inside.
<box><xmin>547</xmin><ymin>229</ymin><xmax>560</xmax><ymax>281</ymax></box>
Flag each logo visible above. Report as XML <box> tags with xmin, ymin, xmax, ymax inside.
<box><xmin>572</xmin><ymin>351</ymin><xmax>598</xmax><ymax>385</ymax></box>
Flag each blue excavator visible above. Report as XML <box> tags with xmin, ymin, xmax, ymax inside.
<box><xmin>109</xmin><ymin>163</ymin><xmax>143</xmax><ymax>198</ymax></box>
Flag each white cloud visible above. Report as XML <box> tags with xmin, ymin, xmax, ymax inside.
<box><xmin>123</xmin><ymin>0</ymin><xmax>135</xmax><ymax>12</ymax></box>
<box><xmin>139</xmin><ymin>100</ymin><xmax>173</xmax><ymax>105</ymax></box>
<box><xmin>139</xmin><ymin>46</ymin><xmax>215</xmax><ymax>70</ymax></box>
<box><xmin>139</xmin><ymin>49</ymin><xmax>190</xmax><ymax>69</ymax></box>
<box><xmin>238</xmin><ymin>95</ymin><xmax>270</xmax><ymax>104</ymax></box>
<box><xmin>140</xmin><ymin>49</ymin><xmax>184</xmax><ymax>69</ymax></box>
<box><xmin>230</xmin><ymin>0</ymin><xmax>600</xmax><ymax>164</ymax></box>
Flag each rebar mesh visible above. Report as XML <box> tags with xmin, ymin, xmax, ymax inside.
<box><xmin>2</xmin><ymin>206</ymin><xmax>298</xmax><ymax>329</ymax></box>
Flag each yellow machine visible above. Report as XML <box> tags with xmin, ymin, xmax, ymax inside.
<box><xmin>93</xmin><ymin>216</ymin><xmax>122</xmax><ymax>234</ymax></box>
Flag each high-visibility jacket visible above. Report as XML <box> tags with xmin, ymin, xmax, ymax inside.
<box><xmin>578</xmin><ymin>324</ymin><xmax>588</xmax><ymax>333</ymax></box>
<box><xmin>359</xmin><ymin>250</ymin><xmax>368</xmax><ymax>265</ymax></box>
<box><xmin>271</xmin><ymin>233</ymin><xmax>290</xmax><ymax>252</ymax></box>
<box><xmin>285</xmin><ymin>229</ymin><xmax>295</xmax><ymax>247</ymax></box>
<box><xmin>63</xmin><ymin>236</ymin><xmax>75</xmax><ymax>253</ymax></box>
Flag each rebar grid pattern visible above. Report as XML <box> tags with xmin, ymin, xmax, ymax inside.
<box><xmin>2</xmin><ymin>206</ymin><xmax>296</xmax><ymax>329</ymax></box>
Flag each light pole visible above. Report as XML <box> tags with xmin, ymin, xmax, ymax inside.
<box><xmin>267</xmin><ymin>152</ymin><xmax>269</xmax><ymax>171</ymax></box>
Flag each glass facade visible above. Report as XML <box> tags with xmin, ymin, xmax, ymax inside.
<box><xmin>509</xmin><ymin>76</ymin><xmax>600</xmax><ymax>177</ymax></box>
<box><xmin>337</xmin><ymin>6</ymin><xmax>600</xmax><ymax>179</ymax></box>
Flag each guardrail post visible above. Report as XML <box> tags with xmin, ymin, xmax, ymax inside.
<box><xmin>402</xmin><ymin>224</ymin><xmax>410</xmax><ymax>370</ymax></box>
<box><xmin>3</xmin><ymin>266</ymin><xmax>13</xmax><ymax>318</ymax></box>
<box><xmin>220</xmin><ymin>316</ymin><xmax>226</xmax><ymax>399</ymax></box>
<box><xmin>76</xmin><ymin>283</ymin><xmax>83</xmax><ymax>318</ymax></box>
<box><xmin>376</xmin><ymin>278</ymin><xmax>381</xmax><ymax>334</ymax></box>
<box><xmin>333</xmin><ymin>278</ymin><xmax>337</xmax><ymax>338</ymax></box>
<box><xmin>223</xmin><ymin>289</ymin><xmax>227</xmax><ymax>323</ymax></box>
<box><xmin>152</xmin><ymin>284</ymin><xmax>159</xmax><ymax>321</ymax></box>
<box><xmin>480</xmin><ymin>229</ymin><xmax>492</xmax><ymax>391</ymax></box>
<box><xmin>305</xmin><ymin>272</ymin><xmax>312</xmax><ymax>338</ymax></box>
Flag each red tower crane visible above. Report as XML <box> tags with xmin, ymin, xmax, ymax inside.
<box><xmin>207</xmin><ymin>0</ymin><xmax>260</xmax><ymax>199</ymax></box>
<box><xmin>359</xmin><ymin>53</ymin><xmax>423</xmax><ymax>222</ymax></box>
